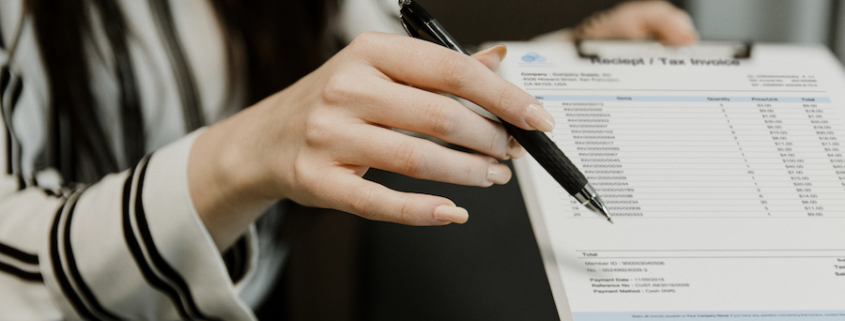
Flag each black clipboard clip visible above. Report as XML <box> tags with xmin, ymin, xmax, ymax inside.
<box><xmin>575</xmin><ymin>39</ymin><xmax>753</xmax><ymax>60</ymax></box>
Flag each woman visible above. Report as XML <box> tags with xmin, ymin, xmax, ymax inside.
<box><xmin>0</xmin><ymin>0</ymin><xmax>696</xmax><ymax>319</ymax></box>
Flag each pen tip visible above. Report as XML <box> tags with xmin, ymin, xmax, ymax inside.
<box><xmin>582</xmin><ymin>195</ymin><xmax>612</xmax><ymax>224</ymax></box>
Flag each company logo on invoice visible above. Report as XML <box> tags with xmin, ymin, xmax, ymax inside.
<box><xmin>521</xmin><ymin>52</ymin><xmax>547</xmax><ymax>63</ymax></box>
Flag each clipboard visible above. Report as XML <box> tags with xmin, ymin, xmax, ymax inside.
<box><xmin>495</xmin><ymin>40</ymin><xmax>845</xmax><ymax>321</ymax></box>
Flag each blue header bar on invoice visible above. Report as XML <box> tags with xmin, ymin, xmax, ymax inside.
<box><xmin>534</xmin><ymin>95</ymin><xmax>831</xmax><ymax>103</ymax></box>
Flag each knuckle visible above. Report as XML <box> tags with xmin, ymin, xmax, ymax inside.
<box><xmin>489</xmin><ymin>126</ymin><xmax>508</xmax><ymax>158</ymax></box>
<box><xmin>349</xmin><ymin>31</ymin><xmax>382</xmax><ymax>53</ymax></box>
<box><xmin>492</xmin><ymin>87</ymin><xmax>521</xmax><ymax>124</ymax></box>
<box><xmin>439</xmin><ymin>54</ymin><xmax>472</xmax><ymax>90</ymax></box>
<box><xmin>292</xmin><ymin>157</ymin><xmax>319</xmax><ymax>192</ymax></box>
<box><xmin>394</xmin><ymin>141</ymin><xmax>427</xmax><ymax>177</ymax></box>
<box><xmin>397</xmin><ymin>195</ymin><xmax>416</xmax><ymax>225</ymax></box>
<box><xmin>467</xmin><ymin>158</ymin><xmax>488</xmax><ymax>185</ymax></box>
<box><xmin>303</xmin><ymin>110</ymin><xmax>335</xmax><ymax>146</ymax></box>
<box><xmin>493</xmin><ymin>87</ymin><xmax>513</xmax><ymax>117</ymax></box>
<box><xmin>428</xmin><ymin>100</ymin><xmax>458</xmax><ymax>137</ymax></box>
<box><xmin>350</xmin><ymin>184</ymin><xmax>377</xmax><ymax>217</ymax></box>
<box><xmin>321</xmin><ymin>73</ymin><xmax>354</xmax><ymax>104</ymax></box>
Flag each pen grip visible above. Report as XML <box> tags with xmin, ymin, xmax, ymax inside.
<box><xmin>502</xmin><ymin>121</ymin><xmax>587</xmax><ymax>195</ymax></box>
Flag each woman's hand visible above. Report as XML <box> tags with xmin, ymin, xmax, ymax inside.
<box><xmin>575</xmin><ymin>0</ymin><xmax>698</xmax><ymax>45</ymax></box>
<box><xmin>189</xmin><ymin>32</ymin><xmax>547</xmax><ymax>250</ymax></box>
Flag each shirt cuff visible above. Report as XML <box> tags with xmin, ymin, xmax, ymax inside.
<box><xmin>139</xmin><ymin>129</ymin><xmax>258</xmax><ymax>320</ymax></box>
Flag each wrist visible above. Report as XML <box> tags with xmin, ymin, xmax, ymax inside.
<box><xmin>188</xmin><ymin>118</ymin><xmax>276</xmax><ymax>251</ymax></box>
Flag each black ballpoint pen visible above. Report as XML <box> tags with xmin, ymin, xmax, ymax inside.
<box><xmin>398</xmin><ymin>0</ymin><xmax>612</xmax><ymax>223</ymax></box>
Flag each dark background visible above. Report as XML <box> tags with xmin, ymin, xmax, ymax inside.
<box><xmin>257</xmin><ymin>0</ymin><xmax>685</xmax><ymax>320</ymax></box>
<box><xmin>418</xmin><ymin>0</ymin><xmax>673</xmax><ymax>46</ymax></box>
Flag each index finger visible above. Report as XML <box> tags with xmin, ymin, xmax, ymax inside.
<box><xmin>349</xmin><ymin>32</ymin><xmax>555</xmax><ymax>132</ymax></box>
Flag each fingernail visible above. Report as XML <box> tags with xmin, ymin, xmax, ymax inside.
<box><xmin>476</xmin><ymin>45</ymin><xmax>508</xmax><ymax>72</ymax></box>
<box><xmin>477</xmin><ymin>45</ymin><xmax>508</xmax><ymax>60</ymax></box>
<box><xmin>487</xmin><ymin>163</ymin><xmax>512</xmax><ymax>185</ymax></box>
<box><xmin>434</xmin><ymin>205</ymin><xmax>469</xmax><ymax>224</ymax></box>
<box><xmin>524</xmin><ymin>103</ymin><xmax>555</xmax><ymax>132</ymax></box>
<box><xmin>491</xmin><ymin>45</ymin><xmax>507</xmax><ymax>61</ymax></box>
<box><xmin>506</xmin><ymin>136</ymin><xmax>527</xmax><ymax>159</ymax></box>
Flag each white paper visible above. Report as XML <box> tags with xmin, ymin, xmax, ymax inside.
<box><xmin>499</xmin><ymin>42</ymin><xmax>845</xmax><ymax>321</ymax></box>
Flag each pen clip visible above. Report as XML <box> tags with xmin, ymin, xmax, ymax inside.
<box><xmin>400</xmin><ymin>17</ymin><xmax>423</xmax><ymax>40</ymax></box>
<box><xmin>400</xmin><ymin>12</ymin><xmax>440</xmax><ymax>46</ymax></box>
<box><xmin>399</xmin><ymin>0</ymin><xmax>469</xmax><ymax>55</ymax></box>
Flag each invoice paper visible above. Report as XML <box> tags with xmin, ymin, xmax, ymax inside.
<box><xmin>499</xmin><ymin>42</ymin><xmax>845</xmax><ymax>320</ymax></box>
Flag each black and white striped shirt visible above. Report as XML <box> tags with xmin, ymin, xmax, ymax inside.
<box><xmin>0</xmin><ymin>0</ymin><xmax>401</xmax><ymax>319</ymax></box>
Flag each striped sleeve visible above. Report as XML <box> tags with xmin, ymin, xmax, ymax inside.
<box><xmin>0</xmin><ymin>125</ymin><xmax>259</xmax><ymax>320</ymax></box>
<box><xmin>0</xmin><ymin>1</ymin><xmax>259</xmax><ymax>319</ymax></box>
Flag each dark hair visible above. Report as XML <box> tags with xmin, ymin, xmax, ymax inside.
<box><xmin>25</xmin><ymin>0</ymin><xmax>339</xmax><ymax>184</ymax></box>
